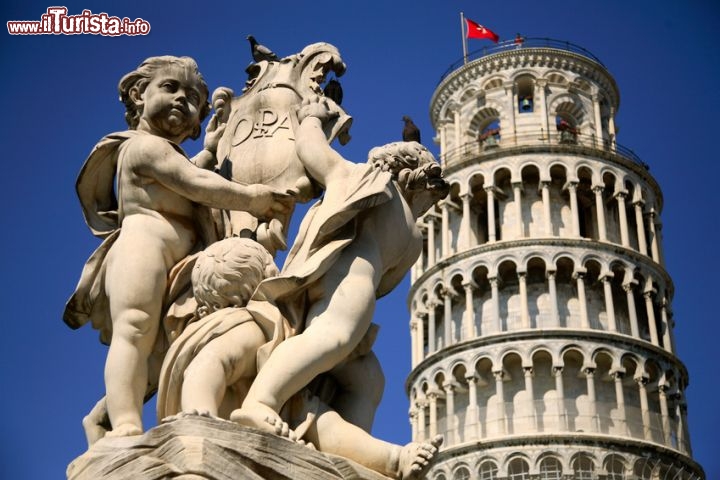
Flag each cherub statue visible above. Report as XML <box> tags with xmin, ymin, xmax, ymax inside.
<box><xmin>231</xmin><ymin>96</ymin><xmax>450</xmax><ymax>446</ymax></box>
<box><xmin>156</xmin><ymin>236</ymin><xmax>442</xmax><ymax>479</ymax></box>
<box><xmin>63</xmin><ymin>56</ymin><xmax>294</xmax><ymax>438</ymax></box>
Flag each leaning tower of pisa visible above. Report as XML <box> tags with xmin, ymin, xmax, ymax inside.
<box><xmin>406</xmin><ymin>39</ymin><xmax>705</xmax><ymax>480</ymax></box>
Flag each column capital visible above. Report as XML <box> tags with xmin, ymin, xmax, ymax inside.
<box><xmin>546</xmin><ymin>269</ymin><xmax>557</xmax><ymax>280</ymax></box>
<box><xmin>416</xmin><ymin>309</ymin><xmax>429</xmax><ymax>319</ymax></box>
<box><xmin>564</xmin><ymin>180</ymin><xmax>579</xmax><ymax>191</ymax></box>
<box><xmin>552</xmin><ymin>366</ymin><xmax>564</xmax><ymax>376</ymax></box>
<box><xmin>592</xmin><ymin>185</ymin><xmax>605</xmax><ymax>194</ymax></box>
<box><xmin>622</xmin><ymin>280</ymin><xmax>638</xmax><ymax>293</ymax></box>
<box><xmin>492</xmin><ymin>369</ymin><xmax>506</xmax><ymax>381</ymax></box>
<box><xmin>464</xmin><ymin>373</ymin><xmax>479</xmax><ymax>384</ymax></box>
<box><xmin>572</xmin><ymin>268</ymin><xmax>587</xmax><ymax>280</ymax></box>
<box><xmin>517</xmin><ymin>271</ymin><xmax>527</xmax><ymax>280</ymax></box>
<box><xmin>460</xmin><ymin>191</ymin><xmax>473</xmax><ymax>202</ymax></box>
<box><xmin>442</xmin><ymin>380</ymin><xmax>459</xmax><ymax>393</ymax></box>
<box><xmin>633</xmin><ymin>198</ymin><xmax>646</xmax><ymax>208</ymax></box>
<box><xmin>643</xmin><ymin>289</ymin><xmax>657</xmax><ymax>299</ymax></box>
<box><xmin>511</xmin><ymin>180</ymin><xmax>524</xmax><ymax>189</ymax></box>
<box><xmin>634</xmin><ymin>375</ymin><xmax>649</xmax><ymax>386</ymax></box>
<box><xmin>461</xmin><ymin>279</ymin><xmax>478</xmax><ymax>291</ymax></box>
<box><xmin>611</xmin><ymin>370</ymin><xmax>625</xmax><ymax>381</ymax></box>
<box><xmin>523</xmin><ymin>366</ymin><xmax>534</xmax><ymax>377</ymax></box>
<box><xmin>439</xmin><ymin>285</ymin><xmax>459</xmax><ymax>300</ymax></box>
<box><xmin>583</xmin><ymin>366</ymin><xmax>596</xmax><ymax>377</ymax></box>
<box><xmin>488</xmin><ymin>275</ymin><xmax>501</xmax><ymax>288</ymax></box>
<box><xmin>614</xmin><ymin>190</ymin><xmax>629</xmax><ymax>200</ymax></box>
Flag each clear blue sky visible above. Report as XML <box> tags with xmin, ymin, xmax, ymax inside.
<box><xmin>2</xmin><ymin>1</ymin><xmax>718</xmax><ymax>478</ymax></box>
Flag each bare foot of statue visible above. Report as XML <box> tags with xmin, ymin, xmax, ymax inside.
<box><xmin>105</xmin><ymin>423</ymin><xmax>143</xmax><ymax>438</ymax></box>
<box><xmin>397</xmin><ymin>435</ymin><xmax>443</xmax><ymax>479</ymax></box>
<box><xmin>230</xmin><ymin>403</ymin><xmax>296</xmax><ymax>440</ymax></box>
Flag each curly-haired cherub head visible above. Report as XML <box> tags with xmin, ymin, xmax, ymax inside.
<box><xmin>367</xmin><ymin>141</ymin><xmax>450</xmax><ymax>197</ymax></box>
<box><xmin>191</xmin><ymin>238</ymin><xmax>278</xmax><ymax>316</ymax></box>
<box><xmin>118</xmin><ymin>56</ymin><xmax>211</xmax><ymax>140</ymax></box>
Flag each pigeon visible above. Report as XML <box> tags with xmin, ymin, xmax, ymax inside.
<box><xmin>402</xmin><ymin>116</ymin><xmax>421</xmax><ymax>143</ymax></box>
<box><xmin>247</xmin><ymin>35</ymin><xmax>279</xmax><ymax>63</ymax></box>
<box><xmin>323</xmin><ymin>79</ymin><xmax>343</xmax><ymax>105</ymax></box>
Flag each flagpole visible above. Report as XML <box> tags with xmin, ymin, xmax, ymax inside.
<box><xmin>461</xmin><ymin>12</ymin><xmax>468</xmax><ymax>65</ymax></box>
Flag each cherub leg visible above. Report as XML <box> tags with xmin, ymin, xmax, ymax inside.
<box><xmin>232</xmin><ymin>254</ymin><xmax>377</xmax><ymax>436</ymax></box>
<box><xmin>329</xmin><ymin>351</ymin><xmax>385</xmax><ymax>432</ymax></box>
<box><xmin>182</xmin><ymin>323</ymin><xmax>264</xmax><ymax>417</ymax></box>
<box><xmin>302</xmin><ymin>401</ymin><xmax>442</xmax><ymax>479</ymax></box>
<box><xmin>104</xmin><ymin>243</ymin><xmax>166</xmax><ymax>437</ymax></box>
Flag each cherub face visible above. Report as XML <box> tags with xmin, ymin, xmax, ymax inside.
<box><xmin>136</xmin><ymin>65</ymin><xmax>204</xmax><ymax>141</ymax></box>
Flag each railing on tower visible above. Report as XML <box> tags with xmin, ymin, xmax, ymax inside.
<box><xmin>439</xmin><ymin>37</ymin><xmax>606</xmax><ymax>83</ymax></box>
<box><xmin>440</xmin><ymin>129</ymin><xmax>649</xmax><ymax>170</ymax></box>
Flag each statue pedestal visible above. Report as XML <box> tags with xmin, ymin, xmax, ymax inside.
<box><xmin>67</xmin><ymin>414</ymin><xmax>391</xmax><ymax>480</ymax></box>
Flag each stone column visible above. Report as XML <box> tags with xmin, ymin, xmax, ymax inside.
<box><xmin>593</xmin><ymin>186</ymin><xmax>608</xmax><ymax>241</ymax></box>
<box><xmin>524</xmin><ymin>367</ymin><xmax>537</xmax><ymax>431</ymax></box>
<box><xmin>453</xmin><ymin>110</ymin><xmax>461</xmax><ymax>152</ymax></box>
<box><xmin>676</xmin><ymin>395</ymin><xmax>688</xmax><ymax>453</ymax></box>
<box><xmin>592</xmin><ymin>94</ymin><xmax>603</xmax><ymax>142</ymax></box>
<box><xmin>536</xmin><ymin>79</ymin><xmax>549</xmax><ymax>135</ymax></box>
<box><xmin>462</xmin><ymin>280</ymin><xmax>476</xmax><ymax>339</ymax></box>
<box><xmin>609</xmin><ymin>106</ymin><xmax>617</xmax><ymax>150</ymax></box>
<box><xmin>490</xmin><ymin>276</ymin><xmax>502</xmax><ymax>333</ymax></box>
<box><xmin>504</xmin><ymin>81</ymin><xmax>517</xmax><ymax>140</ymax></box>
<box><xmin>553</xmin><ymin>367</ymin><xmax>566</xmax><ymax>430</ymax></box>
<box><xmin>426</xmin><ymin>216</ymin><xmax>436</xmax><ymax>267</ymax></box>
<box><xmin>417</xmin><ymin>399</ymin><xmax>427</xmax><ymax>441</ymax></box>
<box><xmin>584</xmin><ymin>367</ymin><xmax>598</xmax><ymax>432</ymax></box>
<box><xmin>460</xmin><ymin>193</ymin><xmax>472</xmax><ymax>249</ymax></box>
<box><xmin>440</xmin><ymin>201</ymin><xmax>450</xmax><ymax>258</ymax></box>
<box><xmin>624</xmin><ymin>282</ymin><xmax>640</xmax><ymax>338</ymax></box>
<box><xmin>660</xmin><ymin>299</ymin><xmax>674</xmax><ymax>354</ymax></box>
<box><xmin>659</xmin><ymin>384</ymin><xmax>672</xmax><ymax>446</ymax></box>
<box><xmin>443</xmin><ymin>381</ymin><xmax>457</xmax><ymax>445</ymax></box>
<box><xmin>513</xmin><ymin>181</ymin><xmax>524</xmax><ymax>239</ymax></box>
<box><xmin>636</xmin><ymin>376</ymin><xmax>652</xmax><ymax>441</ymax></box>
<box><xmin>416</xmin><ymin>310</ymin><xmax>426</xmax><ymax>363</ymax></box>
<box><xmin>633</xmin><ymin>200</ymin><xmax>648</xmax><ymax>255</ymax></box>
<box><xmin>547</xmin><ymin>270</ymin><xmax>560</xmax><ymax>327</ymax></box>
<box><xmin>541</xmin><ymin>180</ymin><xmax>552</xmax><ymax>236</ymax></box>
<box><xmin>442</xmin><ymin>288</ymin><xmax>454</xmax><ymax>347</ymax></box>
<box><xmin>602</xmin><ymin>274</ymin><xmax>617</xmax><ymax>332</ymax></box>
<box><xmin>493</xmin><ymin>370</ymin><xmax>507</xmax><ymax>434</ymax></box>
<box><xmin>615</xmin><ymin>191</ymin><xmax>630</xmax><ymax>247</ymax></box>
<box><xmin>409</xmin><ymin>406</ymin><xmax>418</xmax><ymax>442</ymax></box>
<box><xmin>574</xmin><ymin>270</ymin><xmax>590</xmax><ymax>329</ymax></box>
<box><xmin>485</xmin><ymin>186</ymin><xmax>497</xmax><ymax>242</ymax></box>
<box><xmin>567</xmin><ymin>181</ymin><xmax>581</xmax><ymax>237</ymax></box>
<box><xmin>427</xmin><ymin>301</ymin><xmax>437</xmax><ymax>353</ymax></box>
<box><xmin>439</xmin><ymin>120</ymin><xmax>448</xmax><ymax>165</ymax></box>
<box><xmin>465</xmin><ymin>375</ymin><xmax>480</xmax><ymax>440</ymax></box>
<box><xmin>410</xmin><ymin>318</ymin><xmax>418</xmax><ymax>368</ymax></box>
<box><xmin>518</xmin><ymin>272</ymin><xmax>530</xmax><ymax>329</ymax></box>
<box><xmin>648</xmin><ymin>209</ymin><xmax>661</xmax><ymax>263</ymax></box>
<box><xmin>612</xmin><ymin>371</ymin><xmax>628</xmax><ymax>434</ymax></box>
<box><xmin>427</xmin><ymin>389</ymin><xmax>439</xmax><ymax>438</ymax></box>
<box><xmin>644</xmin><ymin>289</ymin><xmax>659</xmax><ymax>346</ymax></box>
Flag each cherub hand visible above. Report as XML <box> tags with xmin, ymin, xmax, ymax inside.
<box><xmin>247</xmin><ymin>185</ymin><xmax>296</xmax><ymax>220</ymax></box>
<box><xmin>203</xmin><ymin>87</ymin><xmax>234</xmax><ymax>154</ymax></box>
<box><xmin>297</xmin><ymin>95</ymin><xmax>339</xmax><ymax>125</ymax></box>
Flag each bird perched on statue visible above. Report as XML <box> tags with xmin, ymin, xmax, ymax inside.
<box><xmin>247</xmin><ymin>35</ymin><xmax>279</xmax><ymax>62</ymax></box>
<box><xmin>402</xmin><ymin>116</ymin><xmax>421</xmax><ymax>143</ymax></box>
<box><xmin>323</xmin><ymin>79</ymin><xmax>343</xmax><ymax>106</ymax></box>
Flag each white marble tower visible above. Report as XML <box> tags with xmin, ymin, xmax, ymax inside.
<box><xmin>406</xmin><ymin>38</ymin><xmax>705</xmax><ymax>480</ymax></box>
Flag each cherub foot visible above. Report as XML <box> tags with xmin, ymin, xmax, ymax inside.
<box><xmin>82</xmin><ymin>414</ymin><xmax>109</xmax><ymax>447</ymax></box>
<box><xmin>230</xmin><ymin>402</ymin><xmax>297</xmax><ymax>440</ymax></box>
<box><xmin>397</xmin><ymin>435</ymin><xmax>443</xmax><ymax>480</ymax></box>
<box><xmin>105</xmin><ymin>423</ymin><xmax>143</xmax><ymax>438</ymax></box>
<box><xmin>161</xmin><ymin>409</ymin><xmax>219</xmax><ymax>424</ymax></box>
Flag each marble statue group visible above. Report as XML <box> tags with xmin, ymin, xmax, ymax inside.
<box><xmin>64</xmin><ymin>41</ymin><xmax>449</xmax><ymax>479</ymax></box>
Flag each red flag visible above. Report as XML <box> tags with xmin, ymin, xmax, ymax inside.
<box><xmin>465</xmin><ymin>18</ymin><xmax>499</xmax><ymax>43</ymax></box>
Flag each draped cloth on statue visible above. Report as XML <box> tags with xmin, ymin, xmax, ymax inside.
<box><xmin>63</xmin><ymin>131</ymin><xmax>220</xmax><ymax>345</ymax></box>
<box><xmin>156</xmin><ymin>163</ymin><xmax>392</xmax><ymax>422</ymax></box>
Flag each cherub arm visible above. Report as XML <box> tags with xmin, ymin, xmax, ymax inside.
<box><xmin>295</xmin><ymin>97</ymin><xmax>354</xmax><ymax>188</ymax></box>
<box><xmin>129</xmin><ymin>135</ymin><xmax>293</xmax><ymax>219</ymax></box>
